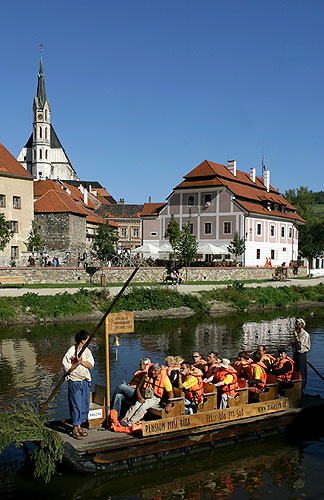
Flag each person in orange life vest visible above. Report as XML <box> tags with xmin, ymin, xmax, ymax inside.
<box><xmin>269</xmin><ymin>349</ymin><xmax>294</xmax><ymax>395</ymax></box>
<box><xmin>178</xmin><ymin>361</ymin><xmax>204</xmax><ymax>414</ymax></box>
<box><xmin>192</xmin><ymin>351</ymin><xmax>207</xmax><ymax>372</ymax></box>
<box><xmin>120</xmin><ymin>363</ymin><xmax>174</xmax><ymax>427</ymax></box>
<box><xmin>246</xmin><ymin>351</ymin><xmax>267</xmax><ymax>393</ymax></box>
<box><xmin>213</xmin><ymin>358</ymin><xmax>239</xmax><ymax>409</ymax></box>
<box><xmin>110</xmin><ymin>357</ymin><xmax>151</xmax><ymax>425</ymax></box>
<box><xmin>233</xmin><ymin>351</ymin><xmax>252</xmax><ymax>379</ymax></box>
<box><xmin>164</xmin><ymin>355</ymin><xmax>181</xmax><ymax>386</ymax></box>
<box><xmin>203</xmin><ymin>351</ymin><xmax>221</xmax><ymax>383</ymax></box>
<box><xmin>258</xmin><ymin>345</ymin><xmax>276</xmax><ymax>370</ymax></box>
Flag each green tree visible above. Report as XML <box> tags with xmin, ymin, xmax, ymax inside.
<box><xmin>91</xmin><ymin>220</ymin><xmax>119</xmax><ymax>265</ymax></box>
<box><xmin>285</xmin><ymin>186</ymin><xmax>324</xmax><ymax>269</ymax></box>
<box><xmin>24</xmin><ymin>220</ymin><xmax>44</xmax><ymax>252</ymax></box>
<box><xmin>0</xmin><ymin>213</ymin><xmax>13</xmax><ymax>251</ymax></box>
<box><xmin>165</xmin><ymin>214</ymin><xmax>180</xmax><ymax>266</ymax></box>
<box><xmin>175</xmin><ymin>223</ymin><xmax>198</xmax><ymax>280</ymax></box>
<box><xmin>227</xmin><ymin>231</ymin><xmax>245</xmax><ymax>262</ymax></box>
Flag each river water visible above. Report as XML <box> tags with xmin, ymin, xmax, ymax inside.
<box><xmin>0</xmin><ymin>307</ymin><xmax>324</xmax><ymax>499</ymax></box>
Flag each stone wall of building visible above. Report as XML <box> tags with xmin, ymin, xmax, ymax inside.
<box><xmin>0</xmin><ymin>265</ymin><xmax>307</xmax><ymax>285</ymax></box>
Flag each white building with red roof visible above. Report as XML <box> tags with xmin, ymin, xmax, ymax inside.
<box><xmin>142</xmin><ymin>159</ymin><xmax>305</xmax><ymax>266</ymax></box>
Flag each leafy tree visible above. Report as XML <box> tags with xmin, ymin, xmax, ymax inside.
<box><xmin>24</xmin><ymin>220</ymin><xmax>44</xmax><ymax>252</ymax></box>
<box><xmin>165</xmin><ymin>214</ymin><xmax>180</xmax><ymax>266</ymax></box>
<box><xmin>175</xmin><ymin>223</ymin><xmax>198</xmax><ymax>280</ymax></box>
<box><xmin>0</xmin><ymin>214</ymin><xmax>13</xmax><ymax>251</ymax></box>
<box><xmin>227</xmin><ymin>231</ymin><xmax>245</xmax><ymax>262</ymax></box>
<box><xmin>91</xmin><ymin>220</ymin><xmax>118</xmax><ymax>265</ymax></box>
<box><xmin>285</xmin><ymin>186</ymin><xmax>324</xmax><ymax>269</ymax></box>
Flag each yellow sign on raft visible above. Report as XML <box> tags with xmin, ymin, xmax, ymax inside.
<box><xmin>142</xmin><ymin>398</ymin><xmax>289</xmax><ymax>437</ymax></box>
<box><xmin>105</xmin><ymin>311</ymin><xmax>134</xmax><ymax>334</ymax></box>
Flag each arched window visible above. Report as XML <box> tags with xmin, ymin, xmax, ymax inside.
<box><xmin>33</xmin><ymin>150</ymin><xmax>36</xmax><ymax>160</ymax></box>
<box><xmin>33</xmin><ymin>127</ymin><xmax>36</xmax><ymax>140</ymax></box>
<box><xmin>39</xmin><ymin>127</ymin><xmax>42</xmax><ymax>139</ymax></box>
<box><xmin>45</xmin><ymin>109</ymin><xmax>48</xmax><ymax>121</ymax></box>
<box><xmin>45</xmin><ymin>127</ymin><xmax>47</xmax><ymax>139</ymax></box>
<box><xmin>39</xmin><ymin>149</ymin><xmax>42</xmax><ymax>160</ymax></box>
<box><xmin>45</xmin><ymin>150</ymin><xmax>48</xmax><ymax>160</ymax></box>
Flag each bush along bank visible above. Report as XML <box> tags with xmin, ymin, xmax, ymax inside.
<box><xmin>0</xmin><ymin>287</ymin><xmax>209</xmax><ymax>324</ymax></box>
<box><xmin>199</xmin><ymin>281</ymin><xmax>324</xmax><ymax>312</ymax></box>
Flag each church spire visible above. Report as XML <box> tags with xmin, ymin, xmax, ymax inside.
<box><xmin>36</xmin><ymin>45</ymin><xmax>47</xmax><ymax>109</ymax></box>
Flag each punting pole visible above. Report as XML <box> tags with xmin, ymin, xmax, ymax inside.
<box><xmin>39</xmin><ymin>267</ymin><xmax>139</xmax><ymax>415</ymax></box>
<box><xmin>105</xmin><ymin>321</ymin><xmax>110</xmax><ymax>420</ymax></box>
<box><xmin>307</xmin><ymin>360</ymin><xmax>324</xmax><ymax>383</ymax></box>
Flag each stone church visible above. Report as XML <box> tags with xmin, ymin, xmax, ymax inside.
<box><xmin>17</xmin><ymin>50</ymin><xmax>79</xmax><ymax>181</ymax></box>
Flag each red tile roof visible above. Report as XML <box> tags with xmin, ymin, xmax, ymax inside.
<box><xmin>34</xmin><ymin>180</ymin><xmax>96</xmax><ymax>210</ymax></box>
<box><xmin>0</xmin><ymin>143</ymin><xmax>33</xmax><ymax>178</ymax></box>
<box><xmin>141</xmin><ymin>202</ymin><xmax>167</xmax><ymax>216</ymax></box>
<box><xmin>237</xmin><ymin>201</ymin><xmax>306</xmax><ymax>223</ymax></box>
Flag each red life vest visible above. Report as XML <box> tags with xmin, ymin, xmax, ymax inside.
<box><xmin>233</xmin><ymin>359</ymin><xmax>251</xmax><ymax>378</ymax></box>
<box><xmin>272</xmin><ymin>357</ymin><xmax>294</xmax><ymax>382</ymax></box>
<box><xmin>214</xmin><ymin>366</ymin><xmax>238</xmax><ymax>397</ymax></box>
<box><xmin>205</xmin><ymin>362</ymin><xmax>218</xmax><ymax>379</ymax></box>
<box><xmin>141</xmin><ymin>368</ymin><xmax>167</xmax><ymax>398</ymax></box>
<box><xmin>182</xmin><ymin>369</ymin><xmax>204</xmax><ymax>403</ymax></box>
<box><xmin>246</xmin><ymin>362</ymin><xmax>267</xmax><ymax>390</ymax></box>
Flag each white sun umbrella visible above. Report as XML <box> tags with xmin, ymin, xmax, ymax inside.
<box><xmin>197</xmin><ymin>243</ymin><xmax>226</xmax><ymax>254</ymax></box>
<box><xmin>131</xmin><ymin>243</ymin><xmax>160</xmax><ymax>256</ymax></box>
<box><xmin>158</xmin><ymin>243</ymin><xmax>173</xmax><ymax>253</ymax></box>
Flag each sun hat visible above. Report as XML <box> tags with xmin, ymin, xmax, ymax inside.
<box><xmin>218</xmin><ymin>358</ymin><xmax>231</xmax><ymax>369</ymax></box>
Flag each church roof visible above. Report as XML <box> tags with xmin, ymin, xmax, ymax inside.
<box><xmin>0</xmin><ymin>143</ymin><xmax>33</xmax><ymax>179</ymax></box>
<box><xmin>35</xmin><ymin>51</ymin><xmax>47</xmax><ymax>110</ymax></box>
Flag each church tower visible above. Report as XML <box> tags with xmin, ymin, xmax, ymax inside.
<box><xmin>18</xmin><ymin>49</ymin><xmax>79</xmax><ymax>181</ymax></box>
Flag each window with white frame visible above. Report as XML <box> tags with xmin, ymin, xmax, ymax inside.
<box><xmin>257</xmin><ymin>223</ymin><xmax>262</xmax><ymax>236</ymax></box>
<box><xmin>11</xmin><ymin>221</ymin><xmax>18</xmax><ymax>233</ymax></box>
<box><xmin>256</xmin><ymin>249</ymin><xmax>261</xmax><ymax>259</ymax></box>
<box><xmin>224</xmin><ymin>221</ymin><xmax>232</xmax><ymax>234</ymax></box>
<box><xmin>204</xmin><ymin>194</ymin><xmax>212</xmax><ymax>206</ymax></box>
<box><xmin>0</xmin><ymin>194</ymin><xmax>5</xmax><ymax>207</ymax></box>
<box><xmin>189</xmin><ymin>222</ymin><xmax>194</xmax><ymax>234</ymax></box>
<box><xmin>281</xmin><ymin>226</ymin><xmax>285</xmax><ymax>237</ymax></box>
<box><xmin>150</xmin><ymin>231</ymin><xmax>157</xmax><ymax>236</ymax></box>
<box><xmin>121</xmin><ymin>227</ymin><xmax>127</xmax><ymax>238</ymax></box>
<box><xmin>270</xmin><ymin>225</ymin><xmax>275</xmax><ymax>237</ymax></box>
<box><xmin>204</xmin><ymin>222</ymin><xmax>212</xmax><ymax>234</ymax></box>
<box><xmin>289</xmin><ymin>227</ymin><xmax>292</xmax><ymax>238</ymax></box>
<box><xmin>13</xmin><ymin>196</ymin><xmax>21</xmax><ymax>209</ymax></box>
<box><xmin>187</xmin><ymin>195</ymin><xmax>195</xmax><ymax>206</ymax></box>
<box><xmin>133</xmin><ymin>228</ymin><xmax>139</xmax><ymax>238</ymax></box>
<box><xmin>271</xmin><ymin>249</ymin><xmax>275</xmax><ymax>259</ymax></box>
<box><xmin>11</xmin><ymin>246</ymin><xmax>19</xmax><ymax>258</ymax></box>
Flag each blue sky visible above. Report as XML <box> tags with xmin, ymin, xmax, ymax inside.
<box><xmin>1</xmin><ymin>1</ymin><xmax>324</xmax><ymax>203</ymax></box>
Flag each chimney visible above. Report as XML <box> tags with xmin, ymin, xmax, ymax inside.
<box><xmin>89</xmin><ymin>184</ymin><xmax>92</xmax><ymax>193</ymax></box>
<box><xmin>148</xmin><ymin>196</ymin><xmax>151</xmax><ymax>203</ymax></box>
<box><xmin>250</xmin><ymin>167</ymin><xmax>256</xmax><ymax>183</ymax></box>
<box><xmin>84</xmin><ymin>189</ymin><xmax>88</xmax><ymax>205</ymax></box>
<box><xmin>227</xmin><ymin>160</ymin><xmax>236</xmax><ymax>176</ymax></box>
<box><xmin>78</xmin><ymin>184</ymin><xmax>84</xmax><ymax>194</ymax></box>
<box><xmin>119</xmin><ymin>198</ymin><xmax>125</xmax><ymax>205</ymax></box>
<box><xmin>264</xmin><ymin>169</ymin><xmax>270</xmax><ymax>192</ymax></box>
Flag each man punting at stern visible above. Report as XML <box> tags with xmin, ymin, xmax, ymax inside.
<box><xmin>233</xmin><ymin>351</ymin><xmax>252</xmax><ymax>379</ymax></box>
<box><xmin>246</xmin><ymin>351</ymin><xmax>267</xmax><ymax>394</ymax></box>
<box><xmin>258</xmin><ymin>345</ymin><xmax>276</xmax><ymax>370</ymax></box>
<box><xmin>192</xmin><ymin>351</ymin><xmax>207</xmax><ymax>372</ymax></box>
<box><xmin>269</xmin><ymin>348</ymin><xmax>294</xmax><ymax>395</ymax></box>
<box><xmin>178</xmin><ymin>362</ymin><xmax>204</xmax><ymax>414</ymax></box>
<box><xmin>203</xmin><ymin>351</ymin><xmax>221</xmax><ymax>383</ymax></box>
<box><xmin>120</xmin><ymin>363</ymin><xmax>174</xmax><ymax>428</ymax></box>
<box><xmin>213</xmin><ymin>358</ymin><xmax>239</xmax><ymax>409</ymax></box>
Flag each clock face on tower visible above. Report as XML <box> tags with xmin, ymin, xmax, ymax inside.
<box><xmin>37</xmin><ymin>114</ymin><xmax>44</xmax><ymax>120</ymax></box>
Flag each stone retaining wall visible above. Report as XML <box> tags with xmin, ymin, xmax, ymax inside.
<box><xmin>0</xmin><ymin>266</ymin><xmax>307</xmax><ymax>285</ymax></box>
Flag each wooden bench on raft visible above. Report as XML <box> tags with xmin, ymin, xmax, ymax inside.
<box><xmin>281</xmin><ymin>371</ymin><xmax>303</xmax><ymax>407</ymax></box>
<box><xmin>248</xmin><ymin>374</ymin><xmax>279</xmax><ymax>403</ymax></box>
<box><xmin>0</xmin><ymin>276</ymin><xmax>25</xmax><ymax>287</ymax></box>
<box><xmin>149</xmin><ymin>396</ymin><xmax>185</xmax><ymax>418</ymax></box>
<box><xmin>87</xmin><ymin>384</ymin><xmax>106</xmax><ymax>429</ymax></box>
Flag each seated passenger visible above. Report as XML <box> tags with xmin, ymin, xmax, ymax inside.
<box><xmin>178</xmin><ymin>361</ymin><xmax>204</xmax><ymax>414</ymax></box>
<box><xmin>175</xmin><ymin>355</ymin><xmax>184</xmax><ymax>366</ymax></box>
<box><xmin>203</xmin><ymin>351</ymin><xmax>221</xmax><ymax>383</ymax></box>
<box><xmin>165</xmin><ymin>355</ymin><xmax>180</xmax><ymax>385</ymax></box>
<box><xmin>192</xmin><ymin>351</ymin><xmax>207</xmax><ymax>372</ymax></box>
<box><xmin>110</xmin><ymin>357</ymin><xmax>151</xmax><ymax>425</ymax></box>
<box><xmin>258</xmin><ymin>345</ymin><xmax>275</xmax><ymax>370</ymax></box>
<box><xmin>120</xmin><ymin>363</ymin><xmax>174</xmax><ymax>427</ymax></box>
<box><xmin>246</xmin><ymin>351</ymin><xmax>267</xmax><ymax>394</ymax></box>
<box><xmin>213</xmin><ymin>358</ymin><xmax>239</xmax><ymax>409</ymax></box>
<box><xmin>269</xmin><ymin>349</ymin><xmax>294</xmax><ymax>395</ymax></box>
<box><xmin>233</xmin><ymin>351</ymin><xmax>252</xmax><ymax>378</ymax></box>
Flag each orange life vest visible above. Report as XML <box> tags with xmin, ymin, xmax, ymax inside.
<box><xmin>192</xmin><ymin>359</ymin><xmax>207</xmax><ymax>372</ymax></box>
<box><xmin>129</xmin><ymin>364</ymin><xmax>151</xmax><ymax>386</ymax></box>
<box><xmin>261</xmin><ymin>353</ymin><xmax>276</xmax><ymax>369</ymax></box>
<box><xmin>272</xmin><ymin>357</ymin><xmax>294</xmax><ymax>382</ymax></box>
<box><xmin>233</xmin><ymin>359</ymin><xmax>251</xmax><ymax>378</ymax></box>
<box><xmin>141</xmin><ymin>367</ymin><xmax>167</xmax><ymax>398</ymax></box>
<box><xmin>246</xmin><ymin>362</ymin><xmax>267</xmax><ymax>390</ymax></box>
<box><xmin>182</xmin><ymin>369</ymin><xmax>204</xmax><ymax>403</ymax></box>
<box><xmin>214</xmin><ymin>366</ymin><xmax>239</xmax><ymax>397</ymax></box>
<box><xmin>205</xmin><ymin>362</ymin><xmax>218</xmax><ymax>379</ymax></box>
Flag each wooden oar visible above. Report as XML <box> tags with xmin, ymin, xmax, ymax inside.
<box><xmin>307</xmin><ymin>360</ymin><xmax>324</xmax><ymax>384</ymax></box>
<box><xmin>39</xmin><ymin>267</ymin><xmax>139</xmax><ymax>414</ymax></box>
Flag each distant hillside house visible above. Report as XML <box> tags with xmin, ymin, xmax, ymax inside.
<box><xmin>17</xmin><ymin>50</ymin><xmax>79</xmax><ymax>182</ymax></box>
<box><xmin>0</xmin><ymin>143</ymin><xmax>34</xmax><ymax>266</ymax></box>
<box><xmin>142</xmin><ymin>160</ymin><xmax>305</xmax><ymax>267</ymax></box>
